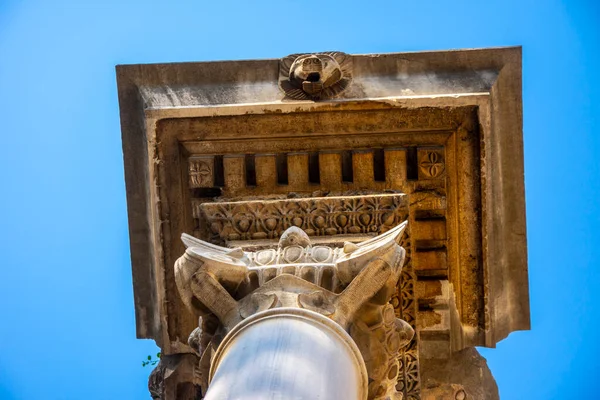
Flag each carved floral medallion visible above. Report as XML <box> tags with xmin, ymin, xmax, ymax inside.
<box><xmin>279</xmin><ymin>52</ymin><xmax>353</xmax><ymax>100</ymax></box>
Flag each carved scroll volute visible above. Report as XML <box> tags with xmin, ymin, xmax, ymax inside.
<box><xmin>174</xmin><ymin>235</ymin><xmax>249</xmax><ymax>327</ymax></box>
<box><xmin>279</xmin><ymin>52</ymin><xmax>353</xmax><ymax>100</ymax></box>
<box><xmin>336</xmin><ymin>222</ymin><xmax>407</xmax><ymax>286</ymax></box>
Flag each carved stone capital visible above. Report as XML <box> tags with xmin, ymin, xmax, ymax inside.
<box><xmin>175</xmin><ymin>222</ymin><xmax>412</xmax><ymax>400</ymax></box>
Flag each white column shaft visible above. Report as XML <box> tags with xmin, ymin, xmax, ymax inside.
<box><xmin>205</xmin><ymin>308</ymin><xmax>367</xmax><ymax>400</ymax></box>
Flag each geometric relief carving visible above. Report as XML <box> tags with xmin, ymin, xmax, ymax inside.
<box><xmin>418</xmin><ymin>149</ymin><xmax>445</xmax><ymax>179</ymax></box>
<box><xmin>197</xmin><ymin>194</ymin><xmax>407</xmax><ymax>243</ymax></box>
<box><xmin>393</xmin><ymin>229</ymin><xmax>421</xmax><ymax>399</ymax></box>
<box><xmin>189</xmin><ymin>156</ymin><xmax>214</xmax><ymax>188</ymax></box>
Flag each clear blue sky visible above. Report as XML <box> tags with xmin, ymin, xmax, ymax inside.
<box><xmin>0</xmin><ymin>1</ymin><xmax>598</xmax><ymax>399</ymax></box>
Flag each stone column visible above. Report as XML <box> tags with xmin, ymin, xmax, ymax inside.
<box><xmin>205</xmin><ymin>308</ymin><xmax>367</xmax><ymax>400</ymax></box>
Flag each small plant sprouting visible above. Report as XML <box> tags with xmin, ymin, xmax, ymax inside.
<box><xmin>142</xmin><ymin>352</ymin><xmax>161</xmax><ymax>367</ymax></box>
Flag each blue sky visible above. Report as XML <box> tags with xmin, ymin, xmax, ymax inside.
<box><xmin>0</xmin><ymin>1</ymin><xmax>598</xmax><ymax>399</ymax></box>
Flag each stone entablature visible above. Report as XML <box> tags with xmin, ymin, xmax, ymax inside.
<box><xmin>117</xmin><ymin>47</ymin><xmax>528</xmax><ymax>400</ymax></box>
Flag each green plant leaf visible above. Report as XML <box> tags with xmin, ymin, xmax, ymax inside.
<box><xmin>157</xmin><ymin>352</ymin><xmax>161</xmax><ymax>358</ymax></box>
<box><xmin>147</xmin><ymin>355</ymin><xmax>152</xmax><ymax>360</ymax></box>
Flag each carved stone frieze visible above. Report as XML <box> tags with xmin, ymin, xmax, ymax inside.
<box><xmin>196</xmin><ymin>194</ymin><xmax>407</xmax><ymax>243</ymax></box>
<box><xmin>175</xmin><ymin>222</ymin><xmax>413</xmax><ymax>400</ymax></box>
<box><xmin>279</xmin><ymin>52</ymin><xmax>353</xmax><ymax>100</ymax></box>
<box><xmin>394</xmin><ymin>229</ymin><xmax>421</xmax><ymax>399</ymax></box>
